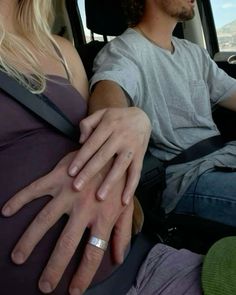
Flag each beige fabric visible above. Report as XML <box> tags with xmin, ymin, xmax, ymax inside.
<box><xmin>132</xmin><ymin>197</ymin><xmax>144</xmax><ymax>235</ymax></box>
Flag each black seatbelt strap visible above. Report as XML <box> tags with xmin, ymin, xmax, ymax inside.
<box><xmin>0</xmin><ymin>70</ymin><xmax>79</xmax><ymax>142</ymax></box>
<box><xmin>167</xmin><ymin>135</ymin><xmax>226</xmax><ymax>166</ymax></box>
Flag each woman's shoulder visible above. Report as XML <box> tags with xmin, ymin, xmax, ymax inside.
<box><xmin>52</xmin><ymin>35</ymin><xmax>89</xmax><ymax>99</ymax></box>
<box><xmin>52</xmin><ymin>35</ymin><xmax>76</xmax><ymax>57</ymax></box>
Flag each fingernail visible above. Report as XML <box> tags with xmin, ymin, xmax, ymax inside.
<box><xmin>118</xmin><ymin>255</ymin><xmax>124</xmax><ymax>264</ymax></box>
<box><xmin>123</xmin><ymin>195</ymin><xmax>130</xmax><ymax>205</ymax></box>
<box><xmin>39</xmin><ymin>280</ymin><xmax>53</xmax><ymax>293</ymax></box>
<box><xmin>69</xmin><ymin>166</ymin><xmax>79</xmax><ymax>177</ymax></box>
<box><xmin>12</xmin><ymin>251</ymin><xmax>25</xmax><ymax>264</ymax></box>
<box><xmin>97</xmin><ymin>188</ymin><xmax>107</xmax><ymax>200</ymax></box>
<box><xmin>70</xmin><ymin>288</ymin><xmax>81</xmax><ymax>295</ymax></box>
<box><xmin>2</xmin><ymin>206</ymin><xmax>12</xmax><ymax>216</ymax></box>
<box><xmin>79</xmin><ymin>134</ymin><xmax>85</xmax><ymax>143</ymax></box>
<box><xmin>74</xmin><ymin>179</ymin><xmax>84</xmax><ymax>191</ymax></box>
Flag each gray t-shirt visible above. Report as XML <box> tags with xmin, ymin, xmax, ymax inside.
<box><xmin>91</xmin><ymin>28</ymin><xmax>236</xmax><ymax>213</ymax></box>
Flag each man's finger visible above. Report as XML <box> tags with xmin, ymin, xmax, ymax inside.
<box><xmin>69</xmin><ymin>231</ymin><xmax>110</xmax><ymax>295</ymax></box>
<box><xmin>111</xmin><ymin>202</ymin><xmax>133</xmax><ymax>264</ymax></box>
<box><xmin>1</xmin><ymin>172</ymin><xmax>55</xmax><ymax>216</ymax></box>
<box><xmin>38</xmin><ymin>214</ymin><xmax>87</xmax><ymax>294</ymax></box>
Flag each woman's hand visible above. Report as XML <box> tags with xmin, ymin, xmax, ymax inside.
<box><xmin>1</xmin><ymin>152</ymin><xmax>133</xmax><ymax>295</ymax></box>
<box><xmin>68</xmin><ymin>107</ymin><xmax>151</xmax><ymax>205</ymax></box>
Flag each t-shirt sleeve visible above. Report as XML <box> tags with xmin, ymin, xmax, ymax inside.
<box><xmin>202</xmin><ymin>48</ymin><xmax>236</xmax><ymax>105</ymax></box>
<box><xmin>90</xmin><ymin>39</ymin><xmax>141</xmax><ymax>105</ymax></box>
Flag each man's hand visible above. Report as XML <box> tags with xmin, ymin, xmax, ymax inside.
<box><xmin>1</xmin><ymin>152</ymin><xmax>133</xmax><ymax>295</ymax></box>
<box><xmin>68</xmin><ymin>107</ymin><xmax>151</xmax><ymax>205</ymax></box>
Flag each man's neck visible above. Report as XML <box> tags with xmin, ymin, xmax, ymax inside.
<box><xmin>135</xmin><ymin>3</ymin><xmax>177</xmax><ymax>52</ymax></box>
<box><xmin>135</xmin><ymin>23</ymin><xmax>175</xmax><ymax>52</ymax></box>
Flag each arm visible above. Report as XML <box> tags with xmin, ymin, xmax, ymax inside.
<box><xmin>219</xmin><ymin>91</ymin><xmax>236</xmax><ymax>112</ymax></box>
<box><xmin>54</xmin><ymin>36</ymin><xmax>150</xmax><ymax>204</ymax></box>
<box><xmin>63</xmin><ymin>37</ymin><xmax>151</xmax><ymax>204</ymax></box>
<box><xmin>68</xmin><ymin>80</ymin><xmax>151</xmax><ymax>204</ymax></box>
<box><xmin>89</xmin><ymin>79</ymin><xmax>131</xmax><ymax>111</ymax></box>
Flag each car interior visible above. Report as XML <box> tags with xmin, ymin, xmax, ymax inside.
<box><xmin>52</xmin><ymin>0</ymin><xmax>236</xmax><ymax>255</ymax></box>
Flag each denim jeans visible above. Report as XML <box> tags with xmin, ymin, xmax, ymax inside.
<box><xmin>174</xmin><ymin>168</ymin><xmax>236</xmax><ymax>227</ymax></box>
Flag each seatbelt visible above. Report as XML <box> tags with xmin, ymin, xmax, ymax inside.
<box><xmin>139</xmin><ymin>135</ymin><xmax>226</xmax><ymax>189</ymax></box>
<box><xmin>0</xmin><ymin>70</ymin><xmax>79</xmax><ymax>142</ymax></box>
<box><xmin>167</xmin><ymin>135</ymin><xmax>226</xmax><ymax>166</ymax></box>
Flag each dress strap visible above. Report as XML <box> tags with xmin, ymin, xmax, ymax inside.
<box><xmin>51</xmin><ymin>41</ymin><xmax>71</xmax><ymax>82</ymax></box>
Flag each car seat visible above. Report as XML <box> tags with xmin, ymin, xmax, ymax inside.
<box><xmin>77</xmin><ymin>0</ymin><xmax>184</xmax><ymax>80</ymax></box>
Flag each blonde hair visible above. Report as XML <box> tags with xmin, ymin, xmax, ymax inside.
<box><xmin>0</xmin><ymin>0</ymin><xmax>66</xmax><ymax>93</ymax></box>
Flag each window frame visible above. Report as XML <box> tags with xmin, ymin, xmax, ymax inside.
<box><xmin>197</xmin><ymin>0</ymin><xmax>219</xmax><ymax>57</ymax></box>
<box><xmin>66</xmin><ymin>0</ymin><xmax>86</xmax><ymax>48</ymax></box>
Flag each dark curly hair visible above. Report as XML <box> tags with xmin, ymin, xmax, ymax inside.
<box><xmin>122</xmin><ymin>0</ymin><xmax>145</xmax><ymax>27</ymax></box>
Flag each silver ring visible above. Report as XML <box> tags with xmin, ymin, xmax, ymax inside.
<box><xmin>88</xmin><ymin>236</ymin><xmax>108</xmax><ymax>251</ymax></box>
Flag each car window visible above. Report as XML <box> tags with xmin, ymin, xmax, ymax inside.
<box><xmin>210</xmin><ymin>0</ymin><xmax>236</xmax><ymax>52</ymax></box>
<box><xmin>77</xmin><ymin>0</ymin><xmax>114</xmax><ymax>43</ymax></box>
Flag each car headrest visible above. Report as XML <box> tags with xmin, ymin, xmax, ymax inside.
<box><xmin>85</xmin><ymin>0</ymin><xmax>128</xmax><ymax>36</ymax></box>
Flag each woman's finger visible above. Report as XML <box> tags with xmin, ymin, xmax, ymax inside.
<box><xmin>122</xmin><ymin>158</ymin><xmax>143</xmax><ymax>205</ymax></box>
<box><xmin>79</xmin><ymin>109</ymin><xmax>106</xmax><ymax>143</ymax></box>
<box><xmin>96</xmin><ymin>151</ymin><xmax>134</xmax><ymax>201</ymax></box>
<box><xmin>72</xmin><ymin>136</ymin><xmax>124</xmax><ymax>192</ymax></box>
<box><xmin>68</xmin><ymin>116</ymin><xmax>112</xmax><ymax>179</ymax></box>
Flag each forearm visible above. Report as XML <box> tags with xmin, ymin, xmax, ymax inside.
<box><xmin>219</xmin><ymin>92</ymin><xmax>236</xmax><ymax>112</ymax></box>
<box><xmin>70</xmin><ymin>80</ymin><xmax>151</xmax><ymax>203</ymax></box>
<box><xmin>88</xmin><ymin>80</ymin><xmax>130</xmax><ymax>114</ymax></box>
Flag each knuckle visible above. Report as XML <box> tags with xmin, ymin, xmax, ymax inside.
<box><xmin>96</xmin><ymin>149</ymin><xmax>107</xmax><ymax>163</ymax></box>
<box><xmin>84</xmin><ymin>138</ymin><xmax>95</xmax><ymax>151</ymax></box>
<box><xmin>58</xmin><ymin>233</ymin><xmax>77</xmax><ymax>252</ymax></box>
<box><xmin>98</xmin><ymin>213</ymin><xmax>116</xmax><ymax>230</ymax></box>
<box><xmin>43</xmin><ymin>265</ymin><xmax>61</xmax><ymax>285</ymax></box>
<box><xmin>35</xmin><ymin>207</ymin><xmax>54</xmax><ymax>227</ymax></box>
<box><xmin>28</xmin><ymin>180</ymin><xmax>41</xmax><ymax>192</ymax></box>
<box><xmin>71</xmin><ymin>273</ymin><xmax>90</xmax><ymax>293</ymax></box>
<box><xmin>79</xmin><ymin>168</ymin><xmax>93</xmax><ymax>183</ymax></box>
<box><xmin>105</xmin><ymin>109</ymin><xmax>119</xmax><ymax>125</ymax></box>
<box><xmin>79</xmin><ymin>164</ymin><xmax>97</xmax><ymax>182</ymax></box>
<box><xmin>85</xmin><ymin>247</ymin><xmax>102</xmax><ymax>265</ymax></box>
<box><xmin>117</xmin><ymin>152</ymin><xmax>133</xmax><ymax>168</ymax></box>
<box><xmin>57</xmin><ymin>164</ymin><xmax>66</xmax><ymax>176</ymax></box>
<box><xmin>125</xmin><ymin>151</ymin><xmax>134</xmax><ymax>162</ymax></box>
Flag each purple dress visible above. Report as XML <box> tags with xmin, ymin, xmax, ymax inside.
<box><xmin>0</xmin><ymin>76</ymin><xmax>116</xmax><ymax>294</ymax></box>
<box><xmin>0</xmin><ymin>75</ymin><xmax>203</xmax><ymax>295</ymax></box>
